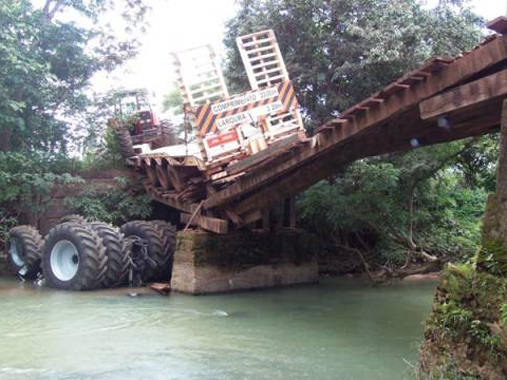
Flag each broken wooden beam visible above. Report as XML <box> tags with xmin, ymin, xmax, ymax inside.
<box><xmin>420</xmin><ymin>68</ymin><xmax>507</xmax><ymax>120</ymax></box>
<box><xmin>225</xmin><ymin>133</ymin><xmax>301</xmax><ymax>176</ymax></box>
<box><xmin>180</xmin><ymin>213</ymin><xmax>228</xmax><ymax>234</ymax></box>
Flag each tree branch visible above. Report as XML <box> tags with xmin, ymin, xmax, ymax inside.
<box><xmin>43</xmin><ymin>0</ymin><xmax>67</xmax><ymax>22</ymax></box>
<box><xmin>335</xmin><ymin>234</ymin><xmax>378</xmax><ymax>285</ymax></box>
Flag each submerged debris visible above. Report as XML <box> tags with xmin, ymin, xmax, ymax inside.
<box><xmin>149</xmin><ymin>283</ymin><xmax>171</xmax><ymax>295</ymax></box>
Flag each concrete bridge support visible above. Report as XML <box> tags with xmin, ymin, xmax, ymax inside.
<box><xmin>170</xmin><ymin>228</ymin><xmax>319</xmax><ymax>294</ymax></box>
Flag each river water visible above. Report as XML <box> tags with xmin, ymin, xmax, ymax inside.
<box><xmin>0</xmin><ymin>276</ymin><xmax>436</xmax><ymax>380</ymax></box>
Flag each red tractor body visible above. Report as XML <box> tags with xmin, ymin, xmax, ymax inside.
<box><xmin>115</xmin><ymin>89</ymin><xmax>177</xmax><ymax>149</ymax></box>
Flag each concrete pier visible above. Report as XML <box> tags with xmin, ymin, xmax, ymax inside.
<box><xmin>170</xmin><ymin>229</ymin><xmax>319</xmax><ymax>294</ymax></box>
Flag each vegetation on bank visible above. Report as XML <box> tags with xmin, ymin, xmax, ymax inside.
<box><xmin>419</xmin><ymin>264</ymin><xmax>506</xmax><ymax>379</ymax></box>
<box><xmin>65</xmin><ymin>180</ymin><xmax>153</xmax><ymax>226</ymax></box>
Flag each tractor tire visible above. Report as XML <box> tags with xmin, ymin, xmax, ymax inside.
<box><xmin>8</xmin><ymin>225</ymin><xmax>43</xmax><ymax>279</ymax></box>
<box><xmin>151</xmin><ymin>120</ymin><xmax>177</xmax><ymax>149</ymax></box>
<box><xmin>58</xmin><ymin>214</ymin><xmax>87</xmax><ymax>224</ymax></box>
<box><xmin>42</xmin><ymin>222</ymin><xmax>108</xmax><ymax>291</ymax></box>
<box><xmin>120</xmin><ymin>221</ymin><xmax>166</xmax><ymax>282</ymax></box>
<box><xmin>89</xmin><ymin>222</ymin><xmax>129</xmax><ymax>288</ymax></box>
<box><xmin>149</xmin><ymin>220</ymin><xmax>176</xmax><ymax>279</ymax></box>
<box><xmin>116</xmin><ymin>124</ymin><xmax>135</xmax><ymax>158</ymax></box>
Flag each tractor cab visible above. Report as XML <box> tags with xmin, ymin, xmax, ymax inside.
<box><xmin>115</xmin><ymin>89</ymin><xmax>159</xmax><ymax>137</ymax></box>
<box><xmin>114</xmin><ymin>89</ymin><xmax>175</xmax><ymax>150</ymax></box>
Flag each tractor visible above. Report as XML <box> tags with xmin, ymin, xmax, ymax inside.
<box><xmin>114</xmin><ymin>89</ymin><xmax>178</xmax><ymax>154</ymax></box>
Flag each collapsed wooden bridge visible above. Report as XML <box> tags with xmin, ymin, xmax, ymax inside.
<box><xmin>125</xmin><ymin>18</ymin><xmax>507</xmax><ymax>234</ymax></box>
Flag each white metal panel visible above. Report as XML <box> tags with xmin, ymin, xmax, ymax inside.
<box><xmin>172</xmin><ymin>45</ymin><xmax>229</xmax><ymax>107</ymax></box>
<box><xmin>236</xmin><ymin>30</ymin><xmax>289</xmax><ymax>90</ymax></box>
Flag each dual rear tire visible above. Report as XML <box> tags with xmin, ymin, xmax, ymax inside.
<box><xmin>42</xmin><ymin>222</ymin><xmax>108</xmax><ymax>291</ymax></box>
<box><xmin>8</xmin><ymin>226</ymin><xmax>43</xmax><ymax>279</ymax></box>
<box><xmin>8</xmin><ymin>218</ymin><xmax>175</xmax><ymax>290</ymax></box>
<box><xmin>120</xmin><ymin>220</ymin><xmax>176</xmax><ymax>282</ymax></box>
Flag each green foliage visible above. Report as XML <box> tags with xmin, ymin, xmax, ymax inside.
<box><xmin>0</xmin><ymin>152</ymin><xmax>83</xmax><ymax>208</ymax></box>
<box><xmin>65</xmin><ymin>179</ymin><xmax>152</xmax><ymax>226</ymax></box>
<box><xmin>162</xmin><ymin>84</ymin><xmax>193</xmax><ymax>141</ymax></box>
<box><xmin>299</xmin><ymin>141</ymin><xmax>488</xmax><ymax>265</ymax></box>
<box><xmin>0</xmin><ymin>0</ymin><xmax>149</xmax><ymax>153</ymax></box>
<box><xmin>79</xmin><ymin>121</ymin><xmax>128</xmax><ymax>171</ymax></box>
<box><xmin>224</xmin><ymin>0</ymin><xmax>483</xmax><ymax>130</ymax></box>
<box><xmin>162</xmin><ymin>86</ymin><xmax>184</xmax><ymax>116</ymax></box>
<box><xmin>501</xmin><ymin>303</ymin><xmax>507</xmax><ymax>328</ymax></box>
<box><xmin>455</xmin><ymin>135</ymin><xmax>499</xmax><ymax>191</ymax></box>
<box><xmin>0</xmin><ymin>151</ymin><xmax>83</xmax><ymax>252</ymax></box>
<box><xmin>415</xmin><ymin>359</ymin><xmax>482</xmax><ymax>380</ymax></box>
<box><xmin>421</xmin><ymin>265</ymin><xmax>507</xmax><ymax>377</ymax></box>
<box><xmin>0</xmin><ymin>210</ymin><xmax>19</xmax><ymax>255</ymax></box>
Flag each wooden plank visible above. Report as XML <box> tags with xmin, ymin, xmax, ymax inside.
<box><xmin>224</xmin><ymin>208</ymin><xmax>242</xmax><ymax>225</ymax></box>
<box><xmin>240</xmin><ymin>208</ymin><xmax>262</xmax><ymax>225</ymax></box>
<box><xmin>180</xmin><ymin>213</ymin><xmax>228</xmax><ymax>234</ymax></box>
<box><xmin>155</xmin><ymin>164</ymin><xmax>171</xmax><ymax>190</ymax></box>
<box><xmin>142</xmin><ymin>179</ymin><xmax>195</xmax><ymax>213</ymax></box>
<box><xmin>283</xmin><ymin>197</ymin><xmax>296</xmax><ymax>228</ymax></box>
<box><xmin>145</xmin><ymin>165</ymin><xmax>160</xmax><ymax>187</ymax></box>
<box><xmin>167</xmin><ymin>165</ymin><xmax>184</xmax><ymax>192</ymax></box>
<box><xmin>184</xmin><ymin>201</ymin><xmax>203</xmax><ymax>231</ymax></box>
<box><xmin>420</xmin><ymin>68</ymin><xmax>507</xmax><ymax>119</ymax></box>
<box><xmin>262</xmin><ymin>208</ymin><xmax>270</xmax><ymax>229</ymax></box>
<box><xmin>315</xmin><ymin>118</ymin><xmax>347</xmax><ymax>132</ymax></box>
<box><xmin>203</xmin><ymin>34</ymin><xmax>507</xmax><ymax>210</ymax></box>
<box><xmin>487</xmin><ymin>16</ymin><xmax>507</xmax><ymax>34</ymax></box>
<box><xmin>225</xmin><ymin>133</ymin><xmax>301</xmax><ymax>175</ymax></box>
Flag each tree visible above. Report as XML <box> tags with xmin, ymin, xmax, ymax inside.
<box><xmin>0</xmin><ymin>0</ymin><xmax>149</xmax><ymax>153</ymax></box>
<box><xmin>162</xmin><ymin>84</ymin><xmax>196</xmax><ymax>142</ymax></box>
<box><xmin>223</xmin><ymin>0</ymin><xmax>483</xmax><ymax>131</ymax></box>
<box><xmin>300</xmin><ymin>141</ymin><xmax>488</xmax><ymax>271</ymax></box>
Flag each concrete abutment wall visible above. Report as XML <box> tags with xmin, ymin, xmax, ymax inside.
<box><xmin>170</xmin><ymin>229</ymin><xmax>319</xmax><ymax>294</ymax></box>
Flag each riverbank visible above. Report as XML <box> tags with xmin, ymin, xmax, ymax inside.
<box><xmin>419</xmin><ymin>264</ymin><xmax>507</xmax><ymax>379</ymax></box>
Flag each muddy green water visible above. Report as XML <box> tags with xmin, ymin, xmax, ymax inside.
<box><xmin>0</xmin><ymin>276</ymin><xmax>436</xmax><ymax>380</ymax></box>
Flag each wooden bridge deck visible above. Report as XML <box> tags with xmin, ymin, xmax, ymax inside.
<box><xmin>136</xmin><ymin>23</ymin><xmax>507</xmax><ymax>234</ymax></box>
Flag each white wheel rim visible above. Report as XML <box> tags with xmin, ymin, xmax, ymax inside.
<box><xmin>9</xmin><ymin>238</ymin><xmax>24</xmax><ymax>267</ymax></box>
<box><xmin>50</xmin><ymin>240</ymin><xmax>79</xmax><ymax>281</ymax></box>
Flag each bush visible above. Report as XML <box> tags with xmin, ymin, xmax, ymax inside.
<box><xmin>0</xmin><ymin>152</ymin><xmax>83</xmax><ymax>253</ymax></box>
<box><xmin>65</xmin><ymin>178</ymin><xmax>152</xmax><ymax>226</ymax></box>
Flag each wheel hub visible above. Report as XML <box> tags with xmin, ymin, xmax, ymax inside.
<box><xmin>50</xmin><ymin>240</ymin><xmax>79</xmax><ymax>281</ymax></box>
<box><xmin>9</xmin><ymin>238</ymin><xmax>24</xmax><ymax>267</ymax></box>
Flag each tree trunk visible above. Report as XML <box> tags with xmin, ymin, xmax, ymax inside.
<box><xmin>497</xmin><ymin>99</ymin><xmax>507</xmax><ymax>200</ymax></box>
<box><xmin>477</xmin><ymin>99</ymin><xmax>507</xmax><ymax>273</ymax></box>
<box><xmin>0</xmin><ymin>128</ymin><xmax>13</xmax><ymax>152</ymax></box>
